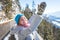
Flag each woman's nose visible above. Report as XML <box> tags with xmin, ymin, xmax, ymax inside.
<box><xmin>25</xmin><ymin>21</ymin><xmax>28</xmax><ymax>24</ymax></box>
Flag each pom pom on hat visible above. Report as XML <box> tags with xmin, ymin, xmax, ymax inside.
<box><xmin>15</xmin><ymin>14</ymin><xmax>24</xmax><ymax>24</ymax></box>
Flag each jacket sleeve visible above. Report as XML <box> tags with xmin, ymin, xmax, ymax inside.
<box><xmin>20</xmin><ymin>15</ymin><xmax>42</xmax><ymax>37</ymax></box>
<box><xmin>10</xmin><ymin>26</ymin><xmax>19</xmax><ymax>35</ymax></box>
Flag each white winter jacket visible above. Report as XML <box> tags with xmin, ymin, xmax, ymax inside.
<box><xmin>10</xmin><ymin>25</ymin><xmax>34</xmax><ymax>40</ymax></box>
<box><xmin>10</xmin><ymin>15</ymin><xmax>43</xmax><ymax>40</ymax></box>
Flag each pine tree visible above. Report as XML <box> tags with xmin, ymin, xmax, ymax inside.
<box><xmin>15</xmin><ymin>0</ymin><xmax>21</xmax><ymax>11</ymax></box>
<box><xmin>24</xmin><ymin>4</ymin><xmax>32</xmax><ymax>19</ymax></box>
<box><xmin>2</xmin><ymin>0</ymin><xmax>12</xmax><ymax>19</ymax></box>
<box><xmin>38</xmin><ymin>19</ymin><xmax>54</xmax><ymax>40</ymax></box>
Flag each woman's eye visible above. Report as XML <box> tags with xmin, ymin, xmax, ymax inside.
<box><xmin>21</xmin><ymin>19</ymin><xmax>24</xmax><ymax>21</ymax></box>
<box><xmin>26</xmin><ymin>19</ymin><xmax>27</xmax><ymax>21</ymax></box>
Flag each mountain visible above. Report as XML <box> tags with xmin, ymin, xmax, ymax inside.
<box><xmin>43</xmin><ymin>11</ymin><xmax>60</xmax><ymax>28</ymax></box>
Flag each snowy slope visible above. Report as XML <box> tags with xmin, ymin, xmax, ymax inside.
<box><xmin>43</xmin><ymin>11</ymin><xmax>60</xmax><ymax>28</ymax></box>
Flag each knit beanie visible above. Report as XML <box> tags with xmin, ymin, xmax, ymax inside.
<box><xmin>15</xmin><ymin>14</ymin><xmax>24</xmax><ymax>25</ymax></box>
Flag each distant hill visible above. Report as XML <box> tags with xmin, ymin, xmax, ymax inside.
<box><xmin>43</xmin><ymin>11</ymin><xmax>60</xmax><ymax>28</ymax></box>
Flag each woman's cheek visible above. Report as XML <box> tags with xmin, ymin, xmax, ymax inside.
<box><xmin>25</xmin><ymin>21</ymin><xmax>28</xmax><ymax>24</ymax></box>
<box><xmin>20</xmin><ymin>21</ymin><xmax>24</xmax><ymax>25</ymax></box>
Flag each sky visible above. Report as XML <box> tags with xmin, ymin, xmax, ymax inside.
<box><xmin>19</xmin><ymin>0</ymin><xmax>60</xmax><ymax>13</ymax></box>
<box><xmin>19</xmin><ymin>0</ymin><xmax>60</xmax><ymax>27</ymax></box>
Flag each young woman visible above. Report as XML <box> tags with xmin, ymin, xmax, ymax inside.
<box><xmin>10</xmin><ymin>13</ymin><xmax>43</xmax><ymax>40</ymax></box>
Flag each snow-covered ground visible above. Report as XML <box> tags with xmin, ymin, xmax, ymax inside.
<box><xmin>52</xmin><ymin>21</ymin><xmax>60</xmax><ymax>28</ymax></box>
<box><xmin>43</xmin><ymin>11</ymin><xmax>60</xmax><ymax>28</ymax></box>
<box><xmin>4</xmin><ymin>34</ymin><xmax>18</xmax><ymax>40</ymax></box>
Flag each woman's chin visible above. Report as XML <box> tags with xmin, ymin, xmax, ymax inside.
<box><xmin>24</xmin><ymin>23</ymin><xmax>30</xmax><ymax>27</ymax></box>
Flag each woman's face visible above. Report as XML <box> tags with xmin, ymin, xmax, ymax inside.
<box><xmin>18</xmin><ymin>16</ymin><xmax>28</xmax><ymax>26</ymax></box>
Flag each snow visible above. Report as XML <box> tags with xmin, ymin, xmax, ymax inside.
<box><xmin>44</xmin><ymin>11</ymin><xmax>60</xmax><ymax>28</ymax></box>
<box><xmin>4</xmin><ymin>34</ymin><xmax>18</xmax><ymax>40</ymax></box>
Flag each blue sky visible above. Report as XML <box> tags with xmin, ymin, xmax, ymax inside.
<box><xmin>19</xmin><ymin>0</ymin><xmax>60</xmax><ymax>13</ymax></box>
